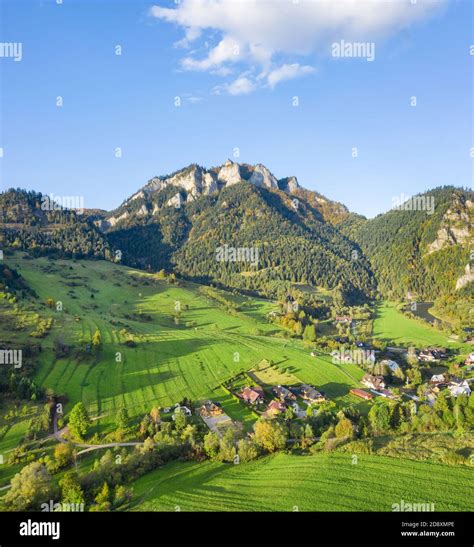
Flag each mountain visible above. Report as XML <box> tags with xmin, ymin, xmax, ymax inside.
<box><xmin>347</xmin><ymin>186</ymin><xmax>473</xmax><ymax>322</ymax></box>
<box><xmin>91</xmin><ymin>161</ymin><xmax>374</xmax><ymax>302</ymax></box>
<box><xmin>1</xmin><ymin>165</ymin><xmax>471</xmax><ymax>311</ymax></box>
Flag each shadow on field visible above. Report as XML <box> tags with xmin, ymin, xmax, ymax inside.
<box><xmin>319</xmin><ymin>381</ymin><xmax>353</xmax><ymax>398</ymax></box>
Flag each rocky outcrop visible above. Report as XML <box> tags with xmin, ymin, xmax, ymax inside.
<box><xmin>217</xmin><ymin>159</ymin><xmax>243</xmax><ymax>186</ymax></box>
<box><xmin>248</xmin><ymin>163</ymin><xmax>279</xmax><ymax>189</ymax></box>
<box><xmin>102</xmin><ymin>160</ymin><xmax>315</xmax><ymax>229</ymax></box>
<box><xmin>278</xmin><ymin>176</ymin><xmax>299</xmax><ymax>193</ymax></box>
<box><xmin>427</xmin><ymin>196</ymin><xmax>473</xmax><ymax>254</ymax></box>
<box><xmin>203</xmin><ymin>172</ymin><xmax>218</xmax><ymax>195</ymax></box>
<box><xmin>456</xmin><ymin>264</ymin><xmax>474</xmax><ymax>290</ymax></box>
<box><xmin>166</xmin><ymin>193</ymin><xmax>185</xmax><ymax>209</ymax></box>
<box><xmin>107</xmin><ymin>211</ymin><xmax>130</xmax><ymax>227</ymax></box>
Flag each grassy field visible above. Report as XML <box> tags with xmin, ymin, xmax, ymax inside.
<box><xmin>373</xmin><ymin>301</ymin><xmax>469</xmax><ymax>352</ymax></box>
<box><xmin>2</xmin><ymin>253</ymin><xmax>365</xmax><ymax>435</ymax></box>
<box><xmin>130</xmin><ymin>452</ymin><xmax>473</xmax><ymax>512</ymax></box>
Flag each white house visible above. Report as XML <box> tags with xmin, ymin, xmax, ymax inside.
<box><xmin>448</xmin><ymin>380</ymin><xmax>471</xmax><ymax>398</ymax></box>
<box><xmin>382</xmin><ymin>359</ymin><xmax>400</xmax><ymax>373</ymax></box>
<box><xmin>430</xmin><ymin>374</ymin><xmax>446</xmax><ymax>384</ymax></box>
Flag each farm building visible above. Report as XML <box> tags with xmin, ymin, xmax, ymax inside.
<box><xmin>361</xmin><ymin>373</ymin><xmax>385</xmax><ymax>391</ymax></box>
<box><xmin>350</xmin><ymin>388</ymin><xmax>373</xmax><ymax>401</ymax></box>
<box><xmin>272</xmin><ymin>385</ymin><xmax>296</xmax><ymax>402</ymax></box>
<box><xmin>199</xmin><ymin>401</ymin><xmax>223</xmax><ymax>418</ymax></box>
<box><xmin>300</xmin><ymin>384</ymin><xmax>326</xmax><ymax>403</ymax></box>
<box><xmin>239</xmin><ymin>386</ymin><xmax>264</xmax><ymax>405</ymax></box>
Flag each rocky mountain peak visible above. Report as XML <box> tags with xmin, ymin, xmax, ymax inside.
<box><xmin>109</xmin><ymin>161</ymin><xmax>304</xmax><ymax>226</ymax></box>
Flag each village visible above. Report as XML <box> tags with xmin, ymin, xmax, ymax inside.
<box><xmin>162</xmin><ymin>348</ymin><xmax>474</xmax><ymax>439</ymax></box>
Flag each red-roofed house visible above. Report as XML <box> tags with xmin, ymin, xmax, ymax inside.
<box><xmin>239</xmin><ymin>386</ymin><xmax>264</xmax><ymax>405</ymax></box>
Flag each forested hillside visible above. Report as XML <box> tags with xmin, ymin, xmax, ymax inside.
<box><xmin>352</xmin><ymin>187</ymin><xmax>472</xmax><ymax>300</ymax></box>
<box><xmin>104</xmin><ymin>182</ymin><xmax>375</xmax><ymax>303</ymax></box>
<box><xmin>0</xmin><ymin>190</ymin><xmax>112</xmax><ymax>259</ymax></box>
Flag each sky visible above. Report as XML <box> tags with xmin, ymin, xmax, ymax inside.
<box><xmin>1</xmin><ymin>0</ymin><xmax>472</xmax><ymax>218</ymax></box>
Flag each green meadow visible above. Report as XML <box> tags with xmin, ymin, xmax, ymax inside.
<box><xmin>4</xmin><ymin>253</ymin><xmax>364</xmax><ymax>433</ymax></box>
<box><xmin>130</xmin><ymin>452</ymin><xmax>473</xmax><ymax>512</ymax></box>
<box><xmin>372</xmin><ymin>301</ymin><xmax>469</xmax><ymax>352</ymax></box>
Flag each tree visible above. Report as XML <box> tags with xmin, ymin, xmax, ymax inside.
<box><xmin>218</xmin><ymin>429</ymin><xmax>236</xmax><ymax>462</ymax></box>
<box><xmin>334</xmin><ymin>415</ymin><xmax>355</xmax><ymax>439</ymax></box>
<box><xmin>59</xmin><ymin>471</ymin><xmax>85</xmax><ymax>506</ymax></box>
<box><xmin>301</xmin><ymin>423</ymin><xmax>315</xmax><ymax>448</ymax></box>
<box><xmin>68</xmin><ymin>402</ymin><xmax>91</xmax><ymax>440</ymax></box>
<box><xmin>253</xmin><ymin>419</ymin><xmax>288</xmax><ymax>453</ymax></box>
<box><xmin>150</xmin><ymin>407</ymin><xmax>161</xmax><ymax>424</ymax></box>
<box><xmin>237</xmin><ymin>439</ymin><xmax>258</xmax><ymax>462</ymax></box>
<box><xmin>368</xmin><ymin>402</ymin><xmax>391</xmax><ymax>434</ymax></box>
<box><xmin>4</xmin><ymin>462</ymin><xmax>54</xmax><ymax>511</ymax></box>
<box><xmin>284</xmin><ymin>406</ymin><xmax>295</xmax><ymax>421</ymax></box>
<box><xmin>116</xmin><ymin>407</ymin><xmax>129</xmax><ymax>429</ymax></box>
<box><xmin>95</xmin><ymin>482</ymin><xmax>111</xmax><ymax>508</ymax></box>
<box><xmin>54</xmin><ymin>442</ymin><xmax>74</xmax><ymax>469</ymax></box>
<box><xmin>173</xmin><ymin>408</ymin><xmax>187</xmax><ymax>431</ymax></box>
<box><xmin>113</xmin><ymin>484</ymin><xmax>132</xmax><ymax>508</ymax></box>
<box><xmin>303</xmin><ymin>324</ymin><xmax>317</xmax><ymax>342</ymax></box>
<box><xmin>203</xmin><ymin>432</ymin><xmax>220</xmax><ymax>459</ymax></box>
<box><xmin>91</xmin><ymin>329</ymin><xmax>102</xmax><ymax>349</ymax></box>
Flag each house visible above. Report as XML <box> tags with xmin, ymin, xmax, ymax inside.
<box><xmin>464</xmin><ymin>353</ymin><xmax>474</xmax><ymax>366</ymax></box>
<box><xmin>361</xmin><ymin>373</ymin><xmax>386</xmax><ymax>391</ymax></box>
<box><xmin>430</xmin><ymin>373</ymin><xmax>446</xmax><ymax>385</ymax></box>
<box><xmin>381</xmin><ymin>359</ymin><xmax>400</xmax><ymax>373</ymax></box>
<box><xmin>172</xmin><ymin>405</ymin><xmax>192</xmax><ymax>419</ymax></box>
<box><xmin>300</xmin><ymin>384</ymin><xmax>326</xmax><ymax>403</ymax></box>
<box><xmin>448</xmin><ymin>380</ymin><xmax>471</xmax><ymax>398</ymax></box>
<box><xmin>419</xmin><ymin>348</ymin><xmax>447</xmax><ymax>363</ymax></box>
<box><xmin>335</xmin><ymin>316</ymin><xmax>352</xmax><ymax>324</ymax></box>
<box><xmin>272</xmin><ymin>385</ymin><xmax>296</xmax><ymax>402</ymax></box>
<box><xmin>263</xmin><ymin>400</ymin><xmax>286</xmax><ymax>418</ymax></box>
<box><xmin>199</xmin><ymin>401</ymin><xmax>223</xmax><ymax>418</ymax></box>
<box><xmin>350</xmin><ymin>388</ymin><xmax>373</xmax><ymax>401</ymax></box>
<box><xmin>239</xmin><ymin>386</ymin><xmax>264</xmax><ymax>405</ymax></box>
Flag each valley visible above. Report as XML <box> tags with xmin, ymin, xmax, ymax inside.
<box><xmin>0</xmin><ymin>248</ymin><xmax>472</xmax><ymax>513</ymax></box>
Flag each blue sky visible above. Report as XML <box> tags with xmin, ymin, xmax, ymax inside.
<box><xmin>1</xmin><ymin>0</ymin><xmax>472</xmax><ymax>217</ymax></box>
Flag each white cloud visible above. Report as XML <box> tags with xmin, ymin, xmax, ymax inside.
<box><xmin>181</xmin><ymin>35</ymin><xmax>241</xmax><ymax>71</ymax></box>
<box><xmin>213</xmin><ymin>76</ymin><xmax>256</xmax><ymax>96</ymax></box>
<box><xmin>150</xmin><ymin>0</ymin><xmax>446</xmax><ymax>93</ymax></box>
<box><xmin>267</xmin><ymin>63</ymin><xmax>315</xmax><ymax>88</ymax></box>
